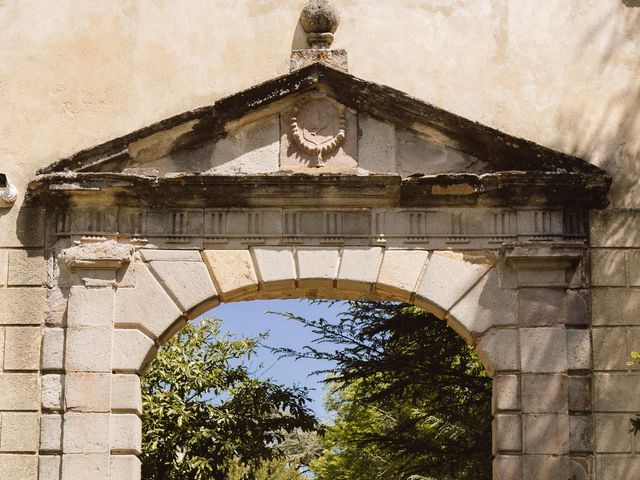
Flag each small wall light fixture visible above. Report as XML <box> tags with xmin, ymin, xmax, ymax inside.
<box><xmin>0</xmin><ymin>173</ymin><xmax>18</xmax><ymax>205</ymax></box>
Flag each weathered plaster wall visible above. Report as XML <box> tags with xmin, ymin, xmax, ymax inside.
<box><xmin>1</xmin><ymin>0</ymin><xmax>639</xmax><ymax>206</ymax></box>
<box><xmin>1</xmin><ymin>1</ymin><xmax>640</xmax><ymax>480</ymax></box>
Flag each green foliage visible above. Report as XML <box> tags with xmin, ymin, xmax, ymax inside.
<box><xmin>140</xmin><ymin>318</ymin><xmax>318</xmax><ymax>480</ymax></box>
<box><xmin>631</xmin><ymin>352</ymin><xmax>640</xmax><ymax>435</ymax></box>
<box><xmin>276</xmin><ymin>301</ymin><xmax>493</xmax><ymax>480</ymax></box>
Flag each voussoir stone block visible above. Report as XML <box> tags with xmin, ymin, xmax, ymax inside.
<box><xmin>62</xmin><ymin>454</ymin><xmax>110</xmax><ymax>480</ymax></box>
<box><xmin>7</xmin><ymin>249</ymin><xmax>46</xmax><ymax>286</ymax></box>
<box><xmin>203</xmin><ymin>250</ymin><xmax>258</xmax><ymax>300</ymax></box>
<box><xmin>0</xmin><ymin>287</ymin><xmax>45</xmax><ymax>325</ymax></box>
<box><xmin>251</xmin><ymin>247</ymin><xmax>296</xmax><ymax>291</ymax></box>
<box><xmin>112</xmin><ymin>329</ymin><xmax>156</xmax><ymax>374</ymax></box>
<box><xmin>0</xmin><ymin>454</ymin><xmax>38</xmax><ymax>480</ymax></box>
<box><xmin>147</xmin><ymin>260</ymin><xmax>217</xmax><ymax>317</ymax></box>
<box><xmin>448</xmin><ymin>269</ymin><xmax>516</xmax><ymax>344</ymax></box>
<box><xmin>337</xmin><ymin>247</ymin><xmax>383</xmax><ymax>291</ymax></box>
<box><xmin>416</xmin><ymin>251</ymin><xmax>493</xmax><ymax>317</ymax></box>
<box><xmin>67</xmin><ymin>287</ymin><xmax>114</xmax><ymax>328</ymax></box>
<box><xmin>115</xmin><ymin>264</ymin><xmax>182</xmax><ymax>340</ymax></box>
<box><xmin>475</xmin><ymin>328</ymin><xmax>519</xmax><ymax>376</ymax></box>
<box><xmin>520</xmin><ymin>327</ymin><xmax>568</xmax><ymax>373</ymax></box>
<box><xmin>376</xmin><ymin>249</ymin><xmax>429</xmax><ymax>301</ymax></box>
<box><xmin>63</xmin><ymin>413</ymin><xmax>110</xmax><ymax>454</ymax></box>
<box><xmin>110</xmin><ymin>414</ymin><xmax>142</xmax><ymax>454</ymax></box>
<box><xmin>111</xmin><ymin>374</ymin><xmax>142</xmax><ymax>414</ymax></box>
<box><xmin>65</xmin><ymin>373</ymin><xmax>111</xmax><ymax>412</ymax></box>
<box><xmin>0</xmin><ymin>412</ymin><xmax>39</xmax><ymax>452</ymax></box>
<box><xmin>0</xmin><ymin>373</ymin><xmax>39</xmax><ymax>410</ymax></box>
<box><xmin>4</xmin><ymin>326</ymin><xmax>41</xmax><ymax>370</ymax></box>
<box><xmin>110</xmin><ymin>455</ymin><xmax>142</xmax><ymax>480</ymax></box>
<box><xmin>296</xmin><ymin>247</ymin><xmax>340</xmax><ymax>289</ymax></box>
<box><xmin>66</xmin><ymin>327</ymin><xmax>112</xmax><ymax>373</ymax></box>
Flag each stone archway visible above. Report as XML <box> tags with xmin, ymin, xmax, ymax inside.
<box><xmin>24</xmin><ymin>16</ymin><xmax>611</xmax><ymax>478</ymax></box>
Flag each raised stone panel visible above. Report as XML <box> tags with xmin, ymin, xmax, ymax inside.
<box><xmin>569</xmin><ymin>376</ymin><xmax>592</xmax><ymax>413</ymax></box>
<box><xmin>67</xmin><ymin>287</ymin><xmax>114</xmax><ymax>328</ymax></box>
<box><xmin>111</xmin><ymin>375</ymin><xmax>142</xmax><ymax>415</ymax></box>
<box><xmin>594</xmin><ymin>414</ymin><xmax>633</xmax><ymax>453</ymax></box>
<box><xmin>492</xmin><ymin>375</ymin><xmax>521</xmax><ymax>413</ymax></box>
<box><xmin>202</xmin><ymin>250</ymin><xmax>258</xmax><ymax>301</ymax></box>
<box><xmin>415</xmin><ymin>251</ymin><xmax>493</xmax><ymax>317</ymax></box>
<box><xmin>115</xmin><ymin>264</ymin><xmax>182</xmax><ymax>340</ymax></box>
<box><xmin>520</xmin><ymin>327</ymin><xmax>568</xmax><ymax>373</ymax></box>
<box><xmin>521</xmin><ymin>374</ymin><xmax>568</xmax><ymax>414</ymax></box>
<box><xmin>492</xmin><ymin>414</ymin><xmax>522</xmax><ymax>454</ymax></box>
<box><xmin>110</xmin><ymin>455</ymin><xmax>142</xmax><ymax>480</ymax></box>
<box><xmin>627</xmin><ymin>251</ymin><xmax>640</xmax><ymax>286</ymax></box>
<box><xmin>0</xmin><ymin>373</ymin><xmax>39</xmax><ymax>410</ymax></box>
<box><xmin>65</xmin><ymin>373</ymin><xmax>111</xmax><ymax>413</ymax></box>
<box><xmin>567</xmin><ymin>329</ymin><xmax>592</xmax><ymax>371</ymax></box>
<box><xmin>357</xmin><ymin>115</ymin><xmax>396</xmax><ymax>174</ymax></box>
<box><xmin>590</xmin><ymin>210</ymin><xmax>640</xmax><ymax>248</ymax></box>
<box><xmin>375</xmin><ymin>249</ymin><xmax>429</xmax><ymax>301</ymax></box>
<box><xmin>592</xmin><ymin>287</ymin><xmax>640</xmax><ymax>326</ymax></box>
<box><xmin>251</xmin><ymin>247</ymin><xmax>296</xmax><ymax>291</ymax></box>
<box><xmin>595</xmin><ymin>455</ymin><xmax>640</xmax><ymax>480</ymax></box>
<box><xmin>147</xmin><ymin>260</ymin><xmax>218</xmax><ymax>317</ymax></box>
<box><xmin>569</xmin><ymin>415</ymin><xmax>593</xmax><ymax>453</ymax></box>
<box><xmin>522</xmin><ymin>454</ymin><xmax>571</xmax><ymax>479</ymax></box>
<box><xmin>493</xmin><ymin>455</ymin><xmax>522</xmax><ymax>480</ymax></box>
<box><xmin>448</xmin><ymin>269</ymin><xmax>516</xmax><ymax>344</ymax></box>
<box><xmin>42</xmin><ymin>328</ymin><xmax>65</xmax><ymax>371</ymax></box>
<box><xmin>591</xmin><ymin>249</ymin><xmax>627</xmax><ymax>286</ymax></box>
<box><xmin>3</xmin><ymin>326</ymin><xmax>41</xmax><ymax>370</ymax></box>
<box><xmin>110</xmin><ymin>414</ymin><xmax>142</xmax><ymax>454</ymax></box>
<box><xmin>0</xmin><ymin>454</ymin><xmax>39</xmax><ymax>480</ymax></box>
<box><xmin>63</xmin><ymin>413</ymin><xmax>110</xmax><ymax>454</ymax></box>
<box><xmin>39</xmin><ymin>455</ymin><xmax>62</xmax><ymax>479</ymax></box>
<box><xmin>593</xmin><ymin>373</ymin><xmax>640</xmax><ymax>412</ymax></box>
<box><xmin>41</xmin><ymin>374</ymin><xmax>64</xmax><ymax>411</ymax></box>
<box><xmin>7</xmin><ymin>249</ymin><xmax>46</xmax><ymax>286</ymax></box>
<box><xmin>40</xmin><ymin>414</ymin><xmax>63</xmax><ymax>452</ymax></box>
<box><xmin>523</xmin><ymin>413</ymin><xmax>570</xmax><ymax>455</ymax></box>
<box><xmin>296</xmin><ymin>247</ymin><xmax>340</xmax><ymax>289</ymax></box>
<box><xmin>0</xmin><ymin>412</ymin><xmax>39</xmax><ymax>452</ymax></box>
<box><xmin>0</xmin><ymin>288</ymin><xmax>45</xmax><ymax>325</ymax></box>
<box><xmin>337</xmin><ymin>247</ymin><xmax>383</xmax><ymax>291</ymax></box>
<box><xmin>61</xmin><ymin>453</ymin><xmax>110</xmax><ymax>480</ymax></box>
<box><xmin>66</xmin><ymin>327</ymin><xmax>112</xmax><ymax>373</ymax></box>
<box><xmin>112</xmin><ymin>329</ymin><xmax>156</xmax><ymax>374</ymax></box>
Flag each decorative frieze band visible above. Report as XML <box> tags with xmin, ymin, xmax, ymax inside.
<box><xmin>51</xmin><ymin>207</ymin><xmax>588</xmax><ymax>249</ymax></box>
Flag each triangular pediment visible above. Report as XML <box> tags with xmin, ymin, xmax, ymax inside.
<box><xmin>30</xmin><ymin>62</ymin><xmax>610</xmax><ymax>209</ymax></box>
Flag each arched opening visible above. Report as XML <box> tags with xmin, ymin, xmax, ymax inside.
<box><xmin>140</xmin><ymin>296</ymin><xmax>494</xmax><ymax>480</ymax></box>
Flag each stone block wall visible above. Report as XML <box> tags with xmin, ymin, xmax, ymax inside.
<box><xmin>0</xmin><ymin>208</ymin><xmax>46</xmax><ymax>480</ymax></box>
<box><xmin>590</xmin><ymin>210</ymin><xmax>640</xmax><ymax>479</ymax></box>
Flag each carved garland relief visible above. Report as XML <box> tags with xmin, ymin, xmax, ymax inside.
<box><xmin>290</xmin><ymin>95</ymin><xmax>346</xmax><ymax>162</ymax></box>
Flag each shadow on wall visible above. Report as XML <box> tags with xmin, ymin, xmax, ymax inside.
<box><xmin>557</xmin><ymin>2</ymin><xmax>640</xmax><ymax>207</ymax></box>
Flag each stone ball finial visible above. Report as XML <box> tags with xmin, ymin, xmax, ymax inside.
<box><xmin>300</xmin><ymin>0</ymin><xmax>340</xmax><ymax>49</ymax></box>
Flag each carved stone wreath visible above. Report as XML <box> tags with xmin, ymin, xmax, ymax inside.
<box><xmin>291</xmin><ymin>95</ymin><xmax>346</xmax><ymax>162</ymax></box>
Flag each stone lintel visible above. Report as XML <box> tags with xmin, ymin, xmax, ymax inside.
<box><xmin>60</xmin><ymin>241</ymin><xmax>133</xmax><ymax>271</ymax></box>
